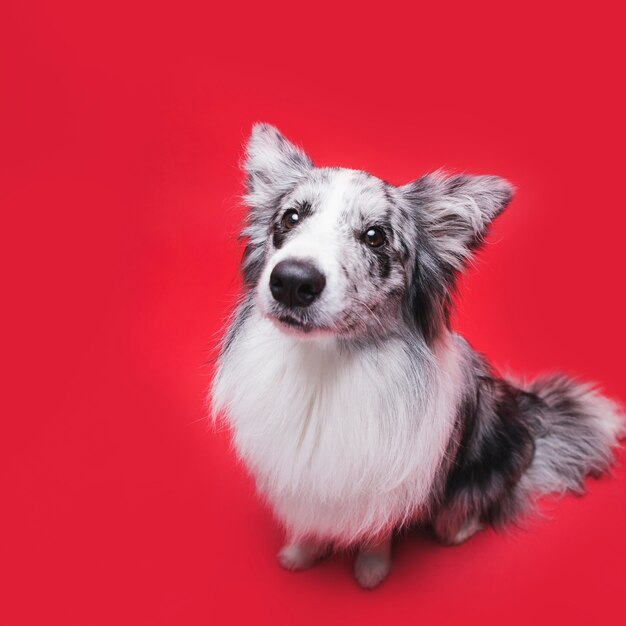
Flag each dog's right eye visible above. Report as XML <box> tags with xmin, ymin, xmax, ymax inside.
<box><xmin>362</xmin><ymin>226</ymin><xmax>386</xmax><ymax>248</ymax></box>
<box><xmin>281</xmin><ymin>209</ymin><xmax>300</xmax><ymax>230</ymax></box>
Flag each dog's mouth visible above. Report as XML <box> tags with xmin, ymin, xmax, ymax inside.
<box><xmin>265</xmin><ymin>309</ymin><xmax>334</xmax><ymax>337</ymax></box>
<box><xmin>275</xmin><ymin>313</ymin><xmax>315</xmax><ymax>333</ymax></box>
<box><xmin>258</xmin><ymin>291</ymin><xmax>333</xmax><ymax>337</ymax></box>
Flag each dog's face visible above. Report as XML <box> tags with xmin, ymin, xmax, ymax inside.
<box><xmin>241</xmin><ymin>124</ymin><xmax>513</xmax><ymax>341</ymax></box>
<box><xmin>255</xmin><ymin>167</ymin><xmax>409</xmax><ymax>337</ymax></box>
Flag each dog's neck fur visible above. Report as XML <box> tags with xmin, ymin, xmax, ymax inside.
<box><xmin>212</xmin><ymin>306</ymin><xmax>466</xmax><ymax>543</ymax></box>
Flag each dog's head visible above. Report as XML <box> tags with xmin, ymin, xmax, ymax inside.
<box><xmin>240</xmin><ymin>124</ymin><xmax>513</xmax><ymax>342</ymax></box>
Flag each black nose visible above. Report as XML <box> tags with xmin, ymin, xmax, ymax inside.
<box><xmin>269</xmin><ymin>259</ymin><xmax>326</xmax><ymax>307</ymax></box>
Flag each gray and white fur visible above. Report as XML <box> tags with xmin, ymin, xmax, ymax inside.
<box><xmin>211</xmin><ymin>124</ymin><xmax>624</xmax><ymax>589</ymax></box>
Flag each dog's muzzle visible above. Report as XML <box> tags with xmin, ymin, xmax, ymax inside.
<box><xmin>269</xmin><ymin>259</ymin><xmax>326</xmax><ymax>308</ymax></box>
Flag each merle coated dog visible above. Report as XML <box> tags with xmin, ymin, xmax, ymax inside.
<box><xmin>211</xmin><ymin>124</ymin><xmax>624</xmax><ymax>588</ymax></box>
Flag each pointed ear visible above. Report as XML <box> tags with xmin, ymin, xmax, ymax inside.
<box><xmin>243</xmin><ymin>123</ymin><xmax>313</xmax><ymax>211</ymax></box>
<box><xmin>399</xmin><ymin>173</ymin><xmax>514</xmax><ymax>342</ymax></box>
<box><xmin>401</xmin><ymin>173</ymin><xmax>514</xmax><ymax>272</ymax></box>
<box><xmin>239</xmin><ymin>124</ymin><xmax>313</xmax><ymax>287</ymax></box>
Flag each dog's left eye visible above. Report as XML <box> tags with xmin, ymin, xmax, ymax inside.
<box><xmin>362</xmin><ymin>227</ymin><xmax>386</xmax><ymax>248</ymax></box>
<box><xmin>281</xmin><ymin>209</ymin><xmax>300</xmax><ymax>230</ymax></box>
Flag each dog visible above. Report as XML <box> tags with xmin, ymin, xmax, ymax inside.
<box><xmin>211</xmin><ymin>123</ymin><xmax>624</xmax><ymax>589</ymax></box>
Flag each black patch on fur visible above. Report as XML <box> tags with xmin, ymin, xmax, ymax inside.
<box><xmin>241</xmin><ymin>243</ymin><xmax>263</xmax><ymax>286</ymax></box>
<box><xmin>272</xmin><ymin>229</ymin><xmax>286</xmax><ymax>249</ymax></box>
<box><xmin>440</xmin><ymin>375</ymin><xmax>540</xmax><ymax>530</ymax></box>
<box><xmin>375</xmin><ymin>249</ymin><xmax>391</xmax><ymax>279</ymax></box>
<box><xmin>272</xmin><ymin>199</ymin><xmax>313</xmax><ymax>250</ymax></box>
<box><xmin>403</xmin><ymin>236</ymin><xmax>455</xmax><ymax>343</ymax></box>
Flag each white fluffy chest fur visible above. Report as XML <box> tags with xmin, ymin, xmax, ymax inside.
<box><xmin>212</xmin><ymin>309</ymin><xmax>465</xmax><ymax>544</ymax></box>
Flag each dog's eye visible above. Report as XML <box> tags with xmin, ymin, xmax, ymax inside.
<box><xmin>362</xmin><ymin>227</ymin><xmax>386</xmax><ymax>248</ymax></box>
<box><xmin>281</xmin><ymin>209</ymin><xmax>300</xmax><ymax>230</ymax></box>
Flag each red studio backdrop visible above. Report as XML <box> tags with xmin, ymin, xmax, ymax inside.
<box><xmin>2</xmin><ymin>2</ymin><xmax>625</xmax><ymax>625</ymax></box>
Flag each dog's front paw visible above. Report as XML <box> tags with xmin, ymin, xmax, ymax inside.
<box><xmin>277</xmin><ymin>542</ymin><xmax>327</xmax><ymax>571</ymax></box>
<box><xmin>353</xmin><ymin>552</ymin><xmax>392</xmax><ymax>589</ymax></box>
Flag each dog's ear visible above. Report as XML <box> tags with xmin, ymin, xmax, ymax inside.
<box><xmin>401</xmin><ymin>173</ymin><xmax>514</xmax><ymax>272</ymax></box>
<box><xmin>240</xmin><ymin>124</ymin><xmax>313</xmax><ymax>286</ymax></box>
<box><xmin>244</xmin><ymin>123</ymin><xmax>313</xmax><ymax>211</ymax></box>
<box><xmin>400</xmin><ymin>173</ymin><xmax>514</xmax><ymax>341</ymax></box>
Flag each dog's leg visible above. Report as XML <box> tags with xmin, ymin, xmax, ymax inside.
<box><xmin>277</xmin><ymin>538</ymin><xmax>330</xmax><ymax>571</ymax></box>
<box><xmin>434</xmin><ymin>510</ymin><xmax>485</xmax><ymax>546</ymax></box>
<box><xmin>446</xmin><ymin>517</ymin><xmax>485</xmax><ymax>545</ymax></box>
<box><xmin>353</xmin><ymin>533</ymin><xmax>393</xmax><ymax>589</ymax></box>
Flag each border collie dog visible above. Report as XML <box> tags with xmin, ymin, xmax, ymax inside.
<box><xmin>212</xmin><ymin>124</ymin><xmax>624</xmax><ymax>588</ymax></box>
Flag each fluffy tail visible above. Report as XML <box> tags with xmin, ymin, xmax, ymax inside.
<box><xmin>523</xmin><ymin>375</ymin><xmax>625</xmax><ymax>496</ymax></box>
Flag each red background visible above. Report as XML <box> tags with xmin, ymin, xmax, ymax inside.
<box><xmin>2</xmin><ymin>2</ymin><xmax>625</xmax><ymax>624</ymax></box>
